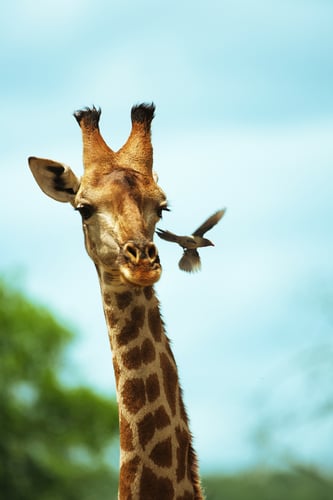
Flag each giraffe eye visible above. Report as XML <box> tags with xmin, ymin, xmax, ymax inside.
<box><xmin>75</xmin><ymin>204</ymin><xmax>95</xmax><ymax>220</ymax></box>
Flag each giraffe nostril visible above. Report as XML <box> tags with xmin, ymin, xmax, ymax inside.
<box><xmin>124</xmin><ymin>243</ymin><xmax>140</xmax><ymax>263</ymax></box>
<box><xmin>146</xmin><ymin>243</ymin><xmax>158</xmax><ymax>263</ymax></box>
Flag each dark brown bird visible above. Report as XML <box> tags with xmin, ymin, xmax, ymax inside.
<box><xmin>156</xmin><ymin>208</ymin><xmax>226</xmax><ymax>272</ymax></box>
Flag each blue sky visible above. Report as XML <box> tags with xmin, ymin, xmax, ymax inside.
<box><xmin>1</xmin><ymin>0</ymin><xmax>333</xmax><ymax>473</ymax></box>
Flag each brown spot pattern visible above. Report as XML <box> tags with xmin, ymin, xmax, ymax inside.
<box><xmin>179</xmin><ymin>388</ymin><xmax>189</xmax><ymax>424</ymax></box>
<box><xmin>116</xmin><ymin>291</ymin><xmax>133</xmax><ymax>310</ymax></box>
<box><xmin>176</xmin><ymin>426</ymin><xmax>190</xmax><ymax>483</ymax></box>
<box><xmin>121</xmin><ymin>378</ymin><xmax>146</xmax><ymax>414</ymax></box>
<box><xmin>141</xmin><ymin>338</ymin><xmax>156</xmax><ymax>364</ymax></box>
<box><xmin>105</xmin><ymin>309</ymin><xmax>118</xmax><ymax>326</ymax></box>
<box><xmin>188</xmin><ymin>443</ymin><xmax>202</xmax><ymax>493</ymax></box>
<box><xmin>137</xmin><ymin>405</ymin><xmax>172</xmax><ymax>450</ymax></box>
<box><xmin>143</xmin><ymin>286</ymin><xmax>154</xmax><ymax>301</ymax></box>
<box><xmin>148</xmin><ymin>306</ymin><xmax>162</xmax><ymax>341</ymax></box>
<box><xmin>160</xmin><ymin>352</ymin><xmax>178</xmax><ymax>415</ymax></box>
<box><xmin>155</xmin><ymin>405</ymin><xmax>171</xmax><ymax>429</ymax></box>
<box><xmin>132</xmin><ymin>305</ymin><xmax>145</xmax><ymax>327</ymax></box>
<box><xmin>122</xmin><ymin>346</ymin><xmax>141</xmax><ymax>370</ymax></box>
<box><xmin>140</xmin><ymin>466</ymin><xmax>174</xmax><ymax>500</ymax></box>
<box><xmin>117</xmin><ymin>305</ymin><xmax>145</xmax><ymax>346</ymax></box>
<box><xmin>164</xmin><ymin>335</ymin><xmax>177</xmax><ymax>364</ymax></box>
<box><xmin>137</xmin><ymin>412</ymin><xmax>156</xmax><ymax>449</ymax></box>
<box><xmin>177</xmin><ymin>492</ymin><xmax>194</xmax><ymax>500</ymax></box>
<box><xmin>146</xmin><ymin>373</ymin><xmax>160</xmax><ymax>402</ymax></box>
<box><xmin>121</xmin><ymin>337</ymin><xmax>157</xmax><ymax>371</ymax></box>
<box><xmin>117</xmin><ymin>321</ymin><xmax>139</xmax><ymax>346</ymax></box>
<box><xmin>119</xmin><ymin>455</ymin><xmax>140</xmax><ymax>499</ymax></box>
<box><xmin>149</xmin><ymin>437</ymin><xmax>172</xmax><ymax>468</ymax></box>
<box><xmin>120</xmin><ymin>413</ymin><xmax>134</xmax><ymax>451</ymax></box>
<box><xmin>112</xmin><ymin>357</ymin><xmax>121</xmax><ymax>389</ymax></box>
<box><xmin>103</xmin><ymin>292</ymin><xmax>113</xmax><ymax>306</ymax></box>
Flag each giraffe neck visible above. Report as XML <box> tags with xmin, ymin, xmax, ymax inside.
<box><xmin>98</xmin><ymin>277</ymin><xmax>203</xmax><ymax>499</ymax></box>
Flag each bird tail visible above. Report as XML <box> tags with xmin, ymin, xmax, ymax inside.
<box><xmin>178</xmin><ymin>249</ymin><xmax>201</xmax><ymax>273</ymax></box>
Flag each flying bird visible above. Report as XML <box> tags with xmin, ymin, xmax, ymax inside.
<box><xmin>156</xmin><ymin>208</ymin><xmax>226</xmax><ymax>272</ymax></box>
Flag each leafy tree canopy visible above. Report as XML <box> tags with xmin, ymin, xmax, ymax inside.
<box><xmin>203</xmin><ymin>467</ymin><xmax>333</xmax><ymax>500</ymax></box>
<box><xmin>0</xmin><ymin>279</ymin><xmax>118</xmax><ymax>499</ymax></box>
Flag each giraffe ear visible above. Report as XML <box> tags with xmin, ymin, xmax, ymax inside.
<box><xmin>28</xmin><ymin>157</ymin><xmax>80</xmax><ymax>203</ymax></box>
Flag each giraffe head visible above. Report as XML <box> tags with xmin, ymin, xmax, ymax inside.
<box><xmin>29</xmin><ymin>104</ymin><xmax>168</xmax><ymax>288</ymax></box>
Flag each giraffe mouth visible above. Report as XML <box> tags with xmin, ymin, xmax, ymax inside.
<box><xmin>119</xmin><ymin>263</ymin><xmax>162</xmax><ymax>287</ymax></box>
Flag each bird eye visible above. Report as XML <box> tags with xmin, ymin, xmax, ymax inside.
<box><xmin>157</xmin><ymin>204</ymin><xmax>170</xmax><ymax>219</ymax></box>
<box><xmin>75</xmin><ymin>204</ymin><xmax>95</xmax><ymax>220</ymax></box>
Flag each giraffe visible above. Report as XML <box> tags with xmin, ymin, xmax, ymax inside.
<box><xmin>28</xmin><ymin>103</ymin><xmax>204</xmax><ymax>499</ymax></box>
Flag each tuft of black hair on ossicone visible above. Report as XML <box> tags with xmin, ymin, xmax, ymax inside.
<box><xmin>131</xmin><ymin>103</ymin><xmax>155</xmax><ymax>131</ymax></box>
<box><xmin>73</xmin><ymin>106</ymin><xmax>101</xmax><ymax>129</ymax></box>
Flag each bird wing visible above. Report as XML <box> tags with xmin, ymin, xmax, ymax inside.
<box><xmin>156</xmin><ymin>228</ymin><xmax>182</xmax><ymax>243</ymax></box>
<box><xmin>192</xmin><ymin>208</ymin><xmax>226</xmax><ymax>237</ymax></box>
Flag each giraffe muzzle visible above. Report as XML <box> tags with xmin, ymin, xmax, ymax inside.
<box><xmin>120</xmin><ymin>241</ymin><xmax>161</xmax><ymax>286</ymax></box>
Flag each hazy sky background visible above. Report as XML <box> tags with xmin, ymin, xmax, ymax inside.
<box><xmin>1</xmin><ymin>0</ymin><xmax>333</xmax><ymax>473</ymax></box>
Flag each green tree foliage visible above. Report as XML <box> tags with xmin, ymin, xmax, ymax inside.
<box><xmin>203</xmin><ymin>467</ymin><xmax>333</xmax><ymax>500</ymax></box>
<box><xmin>0</xmin><ymin>280</ymin><xmax>118</xmax><ymax>499</ymax></box>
